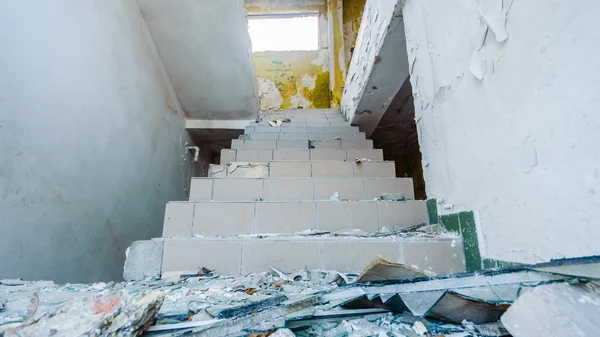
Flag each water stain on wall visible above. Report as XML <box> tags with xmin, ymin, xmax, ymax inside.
<box><xmin>254</xmin><ymin>51</ymin><xmax>331</xmax><ymax>109</ymax></box>
<box><xmin>343</xmin><ymin>0</ymin><xmax>367</xmax><ymax>71</ymax></box>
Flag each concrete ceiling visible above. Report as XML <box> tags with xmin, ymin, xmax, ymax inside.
<box><xmin>139</xmin><ymin>0</ymin><xmax>259</xmax><ymax>120</ymax></box>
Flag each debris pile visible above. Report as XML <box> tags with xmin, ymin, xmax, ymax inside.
<box><xmin>0</xmin><ymin>257</ymin><xmax>598</xmax><ymax>336</ymax></box>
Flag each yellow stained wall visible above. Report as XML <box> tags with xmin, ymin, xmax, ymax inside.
<box><xmin>342</xmin><ymin>0</ymin><xmax>367</xmax><ymax>71</ymax></box>
<box><xmin>253</xmin><ymin>51</ymin><xmax>330</xmax><ymax>109</ymax></box>
<box><xmin>327</xmin><ymin>0</ymin><xmax>346</xmax><ymax>108</ymax></box>
<box><xmin>247</xmin><ymin>1</ymin><xmax>332</xmax><ymax>109</ymax></box>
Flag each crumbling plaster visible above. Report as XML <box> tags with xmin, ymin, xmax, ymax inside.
<box><xmin>342</xmin><ymin>0</ymin><xmax>367</xmax><ymax>71</ymax></box>
<box><xmin>327</xmin><ymin>0</ymin><xmax>346</xmax><ymax>108</ymax></box>
<box><xmin>0</xmin><ymin>0</ymin><xmax>197</xmax><ymax>282</ymax></box>
<box><xmin>139</xmin><ymin>0</ymin><xmax>259</xmax><ymax>120</ymax></box>
<box><xmin>254</xmin><ymin>51</ymin><xmax>331</xmax><ymax>109</ymax></box>
<box><xmin>403</xmin><ymin>0</ymin><xmax>600</xmax><ymax>263</ymax></box>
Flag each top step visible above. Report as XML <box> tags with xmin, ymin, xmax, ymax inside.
<box><xmin>245</xmin><ymin>126</ymin><xmax>360</xmax><ymax>133</ymax></box>
<box><xmin>231</xmin><ymin>139</ymin><xmax>373</xmax><ymax>150</ymax></box>
<box><xmin>260</xmin><ymin>114</ymin><xmax>344</xmax><ymax>120</ymax></box>
<box><xmin>261</xmin><ymin>108</ymin><xmax>341</xmax><ymax>116</ymax></box>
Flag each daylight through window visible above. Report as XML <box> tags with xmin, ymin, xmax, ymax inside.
<box><xmin>248</xmin><ymin>15</ymin><xmax>319</xmax><ymax>52</ymax></box>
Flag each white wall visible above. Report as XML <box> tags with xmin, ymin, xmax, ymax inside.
<box><xmin>403</xmin><ymin>0</ymin><xmax>600</xmax><ymax>264</ymax></box>
<box><xmin>0</xmin><ymin>0</ymin><xmax>195</xmax><ymax>282</ymax></box>
<box><xmin>139</xmin><ymin>0</ymin><xmax>259</xmax><ymax>120</ymax></box>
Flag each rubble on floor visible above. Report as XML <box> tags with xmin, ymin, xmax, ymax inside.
<box><xmin>1</xmin><ymin>256</ymin><xmax>598</xmax><ymax>336</ymax></box>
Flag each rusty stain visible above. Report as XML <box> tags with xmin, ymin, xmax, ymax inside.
<box><xmin>92</xmin><ymin>298</ymin><xmax>120</xmax><ymax>315</ymax></box>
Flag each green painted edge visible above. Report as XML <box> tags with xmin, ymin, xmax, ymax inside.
<box><xmin>440</xmin><ymin>213</ymin><xmax>460</xmax><ymax>233</ymax></box>
<box><xmin>426</xmin><ymin>199</ymin><xmax>439</xmax><ymax>225</ymax></box>
<box><xmin>483</xmin><ymin>258</ymin><xmax>524</xmax><ymax>269</ymax></box>
<box><xmin>459</xmin><ymin>211</ymin><xmax>482</xmax><ymax>272</ymax></box>
<box><xmin>482</xmin><ymin>258</ymin><xmax>498</xmax><ymax>269</ymax></box>
<box><xmin>437</xmin><ymin>209</ymin><xmax>524</xmax><ymax>272</ymax></box>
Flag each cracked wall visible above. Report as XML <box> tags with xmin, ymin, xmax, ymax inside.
<box><xmin>403</xmin><ymin>0</ymin><xmax>600</xmax><ymax>264</ymax></box>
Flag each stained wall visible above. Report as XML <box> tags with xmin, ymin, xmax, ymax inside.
<box><xmin>246</xmin><ymin>0</ymin><xmax>332</xmax><ymax>109</ymax></box>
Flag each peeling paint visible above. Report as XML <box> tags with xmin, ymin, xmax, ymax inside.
<box><xmin>301</xmin><ymin>74</ymin><xmax>317</xmax><ymax>90</ymax></box>
<box><xmin>311</xmin><ymin>49</ymin><xmax>330</xmax><ymax>72</ymax></box>
<box><xmin>246</xmin><ymin>0</ymin><xmax>335</xmax><ymax>108</ymax></box>
<box><xmin>253</xmin><ymin>51</ymin><xmax>330</xmax><ymax>109</ymax></box>
<box><xmin>404</xmin><ymin>0</ymin><xmax>600</xmax><ymax>264</ymax></box>
<box><xmin>343</xmin><ymin>0</ymin><xmax>367</xmax><ymax>70</ymax></box>
<box><xmin>327</xmin><ymin>0</ymin><xmax>346</xmax><ymax>108</ymax></box>
<box><xmin>476</xmin><ymin>0</ymin><xmax>509</xmax><ymax>43</ymax></box>
<box><xmin>256</xmin><ymin>77</ymin><xmax>283</xmax><ymax>110</ymax></box>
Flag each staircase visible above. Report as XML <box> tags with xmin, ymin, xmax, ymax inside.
<box><xmin>124</xmin><ymin>109</ymin><xmax>466</xmax><ymax>280</ymax></box>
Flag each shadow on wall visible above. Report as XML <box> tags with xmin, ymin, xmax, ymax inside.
<box><xmin>371</xmin><ymin>77</ymin><xmax>426</xmax><ymax>199</ymax></box>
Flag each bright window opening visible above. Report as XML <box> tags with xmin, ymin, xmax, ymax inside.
<box><xmin>248</xmin><ymin>15</ymin><xmax>319</xmax><ymax>52</ymax></box>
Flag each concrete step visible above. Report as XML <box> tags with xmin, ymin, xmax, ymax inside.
<box><xmin>162</xmin><ymin>200</ymin><xmax>427</xmax><ymax>237</ymax></box>
<box><xmin>245</xmin><ymin>126</ymin><xmax>360</xmax><ymax>133</ymax></box>
<box><xmin>260</xmin><ymin>114</ymin><xmax>345</xmax><ymax>120</ymax></box>
<box><xmin>125</xmin><ymin>236</ymin><xmax>465</xmax><ymax>278</ymax></box>
<box><xmin>189</xmin><ymin>177</ymin><xmax>414</xmax><ymax>201</ymax></box>
<box><xmin>260</xmin><ymin>108</ymin><xmax>341</xmax><ymax>116</ymax></box>
<box><xmin>241</xmin><ymin>132</ymin><xmax>366</xmax><ymax>140</ymax></box>
<box><xmin>220</xmin><ymin>149</ymin><xmax>384</xmax><ymax>164</ymax></box>
<box><xmin>208</xmin><ymin>160</ymin><xmax>395</xmax><ymax>178</ymax></box>
<box><xmin>255</xmin><ymin>121</ymin><xmax>349</xmax><ymax>127</ymax></box>
<box><xmin>231</xmin><ymin>139</ymin><xmax>373</xmax><ymax>150</ymax></box>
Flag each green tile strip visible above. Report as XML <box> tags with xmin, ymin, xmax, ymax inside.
<box><xmin>439</xmin><ymin>210</ymin><xmax>482</xmax><ymax>272</ymax></box>
<box><xmin>440</xmin><ymin>213</ymin><xmax>460</xmax><ymax>233</ymax></box>
<box><xmin>483</xmin><ymin>258</ymin><xmax>524</xmax><ymax>269</ymax></box>
<box><xmin>458</xmin><ymin>211</ymin><xmax>482</xmax><ymax>272</ymax></box>
<box><xmin>482</xmin><ymin>259</ymin><xmax>498</xmax><ymax>269</ymax></box>
<box><xmin>426</xmin><ymin>199</ymin><xmax>439</xmax><ymax>224</ymax></box>
<box><xmin>437</xmin><ymin>209</ymin><xmax>524</xmax><ymax>272</ymax></box>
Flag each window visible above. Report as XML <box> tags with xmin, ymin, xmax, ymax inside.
<box><xmin>248</xmin><ymin>15</ymin><xmax>319</xmax><ymax>52</ymax></box>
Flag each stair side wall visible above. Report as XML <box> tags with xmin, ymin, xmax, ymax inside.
<box><xmin>0</xmin><ymin>0</ymin><xmax>197</xmax><ymax>283</ymax></box>
<box><xmin>405</xmin><ymin>0</ymin><xmax>600</xmax><ymax>265</ymax></box>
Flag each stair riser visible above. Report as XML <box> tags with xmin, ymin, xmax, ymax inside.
<box><xmin>220</xmin><ymin>149</ymin><xmax>384</xmax><ymax>164</ymax></box>
<box><xmin>231</xmin><ymin>139</ymin><xmax>373</xmax><ymax>150</ymax></box>
<box><xmin>261</xmin><ymin>115</ymin><xmax>345</xmax><ymax>120</ymax></box>
<box><xmin>189</xmin><ymin>177</ymin><xmax>415</xmax><ymax>201</ymax></box>
<box><xmin>162</xmin><ymin>201</ymin><xmax>428</xmax><ymax>237</ymax></box>
<box><xmin>261</xmin><ymin>108</ymin><xmax>341</xmax><ymax>115</ymax></box>
<box><xmin>140</xmin><ymin>237</ymin><xmax>465</xmax><ymax>276</ymax></box>
<box><xmin>245</xmin><ymin>126</ymin><xmax>360</xmax><ymax>133</ymax></box>
<box><xmin>208</xmin><ymin>161</ymin><xmax>395</xmax><ymax>178</ymax></box>
<box><xmin>255</xmin><ymin>121</ymin><xmax>349</xmax><ymax>127</ymax></box>
<box><xmin>242</xmin><ymin>133</ymin><xmax>366</xmax><ymax>140</ymax></box>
